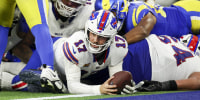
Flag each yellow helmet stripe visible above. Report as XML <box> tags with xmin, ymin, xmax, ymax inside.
<box><xmin>121</xmin><ymin>0</ymin><xmax>129</xmax><ymax>12</ymax></box>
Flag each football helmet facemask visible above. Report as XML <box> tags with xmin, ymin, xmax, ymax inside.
<box><xmin>55</xmin><ymin>0</ymin><xmax>87</xmax><ymax>17</ymax></box>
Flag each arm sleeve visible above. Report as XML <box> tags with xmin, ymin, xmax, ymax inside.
<box><xmin>64</xmin><ymin>60</ymin><xmax>101</xmax><ymax>94</ymax></box>
<box><xmin>108</xmin><ymin>61</ymin><xmax>123</xmax><ymax>77</ymax></box>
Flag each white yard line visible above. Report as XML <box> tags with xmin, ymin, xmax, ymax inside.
<box><xmin>13</xmin><ymin>94</ymin><xmax>99</xmax><ymax>100</ymax></box>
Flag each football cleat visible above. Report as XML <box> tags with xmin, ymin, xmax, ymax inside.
<box><xmin>20</xmin><ymin>68</ymin><xmax>68</xmax><ymax>93</ymax></box>
<box><xmin>40</xmin><ymin>66</ymin><xmax>68</xmax><ymax>93</ymax></box>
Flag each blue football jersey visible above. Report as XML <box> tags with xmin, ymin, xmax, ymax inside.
<box><xmin>124</xmin><ymin>1</ymin><xmax>191</xmax><ymax>38</ymax></box>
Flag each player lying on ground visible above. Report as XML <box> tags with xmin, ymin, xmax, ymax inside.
<box><xmin>121</xmin><ymin>34</ymin><xmax>200</xmax><ymax>94</ymax></box>
<box><xmin>1</xmin><ymin>10</ymin><xmax>133</xmax><ymax>95</ymax></box>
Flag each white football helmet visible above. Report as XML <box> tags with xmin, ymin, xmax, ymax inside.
<box><xmin>55</xmin><ymin>0</ymin><xmax>87</xmax><ymax>17</ymax></box>
<box><xmin>179</xmin><ymin>34</ymin><xmax>200</xmax><ymax>56</ymax></box>
<box><xmin>85</xmin><ymin>10</ymin><xmax>118</xmax><ymax>54</ymax></box>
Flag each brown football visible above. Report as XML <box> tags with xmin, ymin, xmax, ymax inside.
<box><xmin>109</xmin><ymin>71</ymin><xmax>133</xmax><ymax>94</ymax></box>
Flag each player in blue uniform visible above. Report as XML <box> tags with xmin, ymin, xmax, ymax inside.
<box><xmin>0</xmin><ymin>0</ymin><xmax>54</xmax><ymax>76</ymax></box>
<box><xmin>95</xmin><ymin>0</ymin><xmax>200</xmax><ymax>44</ymax></box>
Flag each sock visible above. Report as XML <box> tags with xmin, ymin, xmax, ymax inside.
<box><xmin>31</xmin><ymin>24</ymin><xmax>54</xmax><ymax>69</ymax></box>
<box><xmin>12</xmin><ymin>75</ymin><xmax>28</xmax><ymax>91</ymax></box>
<box><xmin>0</xmin><ymin>26</ymin><xmax>9</xmax><ymax>64</ymax></box>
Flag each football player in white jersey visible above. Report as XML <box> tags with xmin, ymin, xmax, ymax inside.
<box><xmin>1</xmin><ymin>10</ymin><xmax>129</xmax><ymax>94</ymax></box>
<box><xmin>52</xmin><ymin>9</ymin><xmax>128</xmax><ymax>93</ymax></box>
<box><xmin>48</xmin><ymin>0</ymin><xmax>95</xmax><ymax>37</ymax></box>
<box><xmin>0</xmin><ymin>0</ymin><xmax>96</xmax><ymax>91</ymax></box>
<box><xmin>121</xmin><ymin>34</ymin><xmax>200</xmax><ymax>94</ymax></box>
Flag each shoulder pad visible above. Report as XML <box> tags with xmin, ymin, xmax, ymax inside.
<box><xmin>109</xmin><ymin>35</ymin><xmax>128</xmax><ymax>66</ymax></box>
<box><xmin>63</xmin><ymin>31</ymin><xmax>89</xmax><ymax>65</ymax></box>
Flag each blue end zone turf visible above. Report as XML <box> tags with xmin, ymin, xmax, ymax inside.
<box><xmin>94</xmin><ymin>91</ymin><xmax>200</xmax><ymax>100</ymax></box>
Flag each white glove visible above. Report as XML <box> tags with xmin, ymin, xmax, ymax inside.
<box><xmin>40</xmin><ymin>66</ymin><xmax>68</xmax><ymax>93</ymax></box>
<box><xmin>121</xmin><ymin>80</ymin><xmax>144</xmax><ymax>94</ymax></box>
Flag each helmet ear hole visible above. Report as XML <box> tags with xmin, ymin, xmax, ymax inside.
<box><xmin>121</xmin><ymin>2</ymin><xmax>124</xmax><ymax>8</ymax></box>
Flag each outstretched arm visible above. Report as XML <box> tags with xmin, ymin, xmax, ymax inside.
<box><xmin>176</xmin><ymin>72</ymin><xmax>200</xmax><ymax>90</ymax></box>
<box><xmin>124</xmin><ymin>12</ymin><xmax>156</xmax><ymax>44</ymax></box>
<box><xmin>65</xmin><ymin>61</ymin><xmax>117</xmax><ymax>95</ymax></box>
<box><xmin>135</xmin><ymin>72</ymin><xmax>200</xmax><ymax>92</ymax></box>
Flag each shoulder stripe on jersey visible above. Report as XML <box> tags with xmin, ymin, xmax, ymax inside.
<box><xmin>136</xmin><ymin>5</ymin><xmax>147</xmax><ymax>20</ymax></box>
<box><xmin>63</xmin><ymin>42</ymin><xmax>78</xmax><ymax>64</ymax></box>
<box><xmin>132</xmin><ymin>9</ymin><xmax>137</xmax><ymax>26</ymax></box>
<box><xmin>98</xmin><ymin>10</ymin><xmax>110</xmax><ymax>30</ymax></box>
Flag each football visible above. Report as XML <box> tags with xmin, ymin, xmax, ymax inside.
<box><xmin>109</xmin><ymin>71</ymin><xmax>133</xmax><ymax>94</ymax></box>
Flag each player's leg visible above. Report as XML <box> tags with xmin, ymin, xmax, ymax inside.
<box><xmin>0</xmin><ymin>0</ymin><xmax>16</xmax><ymax>66</ymax></box>
<box><xmin>1</xmin><ymin>50</ymin><xmax>43</xmax><ymax>92</ymax></box>
<box><xmin>16</xmin><ymin>0</ymin><xmax>54</xmax><ymax>69</ymax></box>
<box><xmin>1</xmin><ymin>71</ymin><xmax>28</xmax><ymax>91</ymax></box>
<box><xmin>0</xmin><ymin>62</ymin><xmax>28</xmax><ymax>91</ymax></box>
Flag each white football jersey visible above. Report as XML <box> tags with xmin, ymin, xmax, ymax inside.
<box><xmin>48</xmin><ymin>0</ymin><xmax>95</xmax><ymax>37</ymax></box>
<box><xmin>53</xmin><ymin>30</ymin><xmax>128</xmax><ymax>94</ymax></box>
<box><xmin>147</xmin><ymin>34</ymin><xmax>200</xmax><ymax>82</ymax></box>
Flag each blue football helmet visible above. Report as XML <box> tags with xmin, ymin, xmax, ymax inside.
<box><xmin>95</xmin><ymin>0</ymin><xmax>129</xmax><ymax>31</ymax></box>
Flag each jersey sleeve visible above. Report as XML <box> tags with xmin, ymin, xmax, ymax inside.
<box><xmin>127</xmin><ymin>2</ymin><xmax>155</xmax><ymax>28</ymax></box>
<box><xmin>64</xmin><ymin>58</ymin><xmax>101</xmax><ymax>94</ymax></box>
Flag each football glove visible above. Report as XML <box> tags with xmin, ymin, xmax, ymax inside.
<box><xmin>40</xmin><ymin>65</ymin><xmax>68</xmax><ymax>93</ymax></box>
<box><xmin>136</xmin><ymin>80</ymin><xmax>177</xmax><ymax>92</ymax></box>
<box><xmin>121</xmin><ymin>80</ymin><xmax>144</xmax><ymax>94</ymax></box>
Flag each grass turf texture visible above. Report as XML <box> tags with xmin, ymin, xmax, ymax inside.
<box><xmin>0</xmin><ymin>90</ymin><xmax>190</xmax><ymax>100</ymax></box>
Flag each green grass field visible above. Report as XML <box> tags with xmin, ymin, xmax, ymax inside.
<box><xmin>0</xmin><ymin>90</ymin><xmax>187</xmax><ymax>100</ymax></box>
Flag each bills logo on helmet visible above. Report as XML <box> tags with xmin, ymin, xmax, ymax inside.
<box><xmin>111</xmin><ymin>17</ymin><xmax>117</xmax><ymax>29</ymax></box>
<box><xmin>90</xmin><ymin>11</ymin><xmax>99</xmax><ymax>20</ymax></box>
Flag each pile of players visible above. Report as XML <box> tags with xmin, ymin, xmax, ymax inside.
<box><xmin>1</xmin><ymin>0</ymin><xmax>200</xmax><ymax>95</ymax></box>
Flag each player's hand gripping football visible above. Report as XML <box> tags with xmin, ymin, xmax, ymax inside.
<box><xmin>100</xmin><ymin>76</ymin><xmax>118</xmax><ymax>95</ymax></box>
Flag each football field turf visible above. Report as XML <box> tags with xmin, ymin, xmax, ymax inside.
<box><xmin>1</xmin><ymin>90</ymin><xmax>200</xmax><ymax>100</ymax></box>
